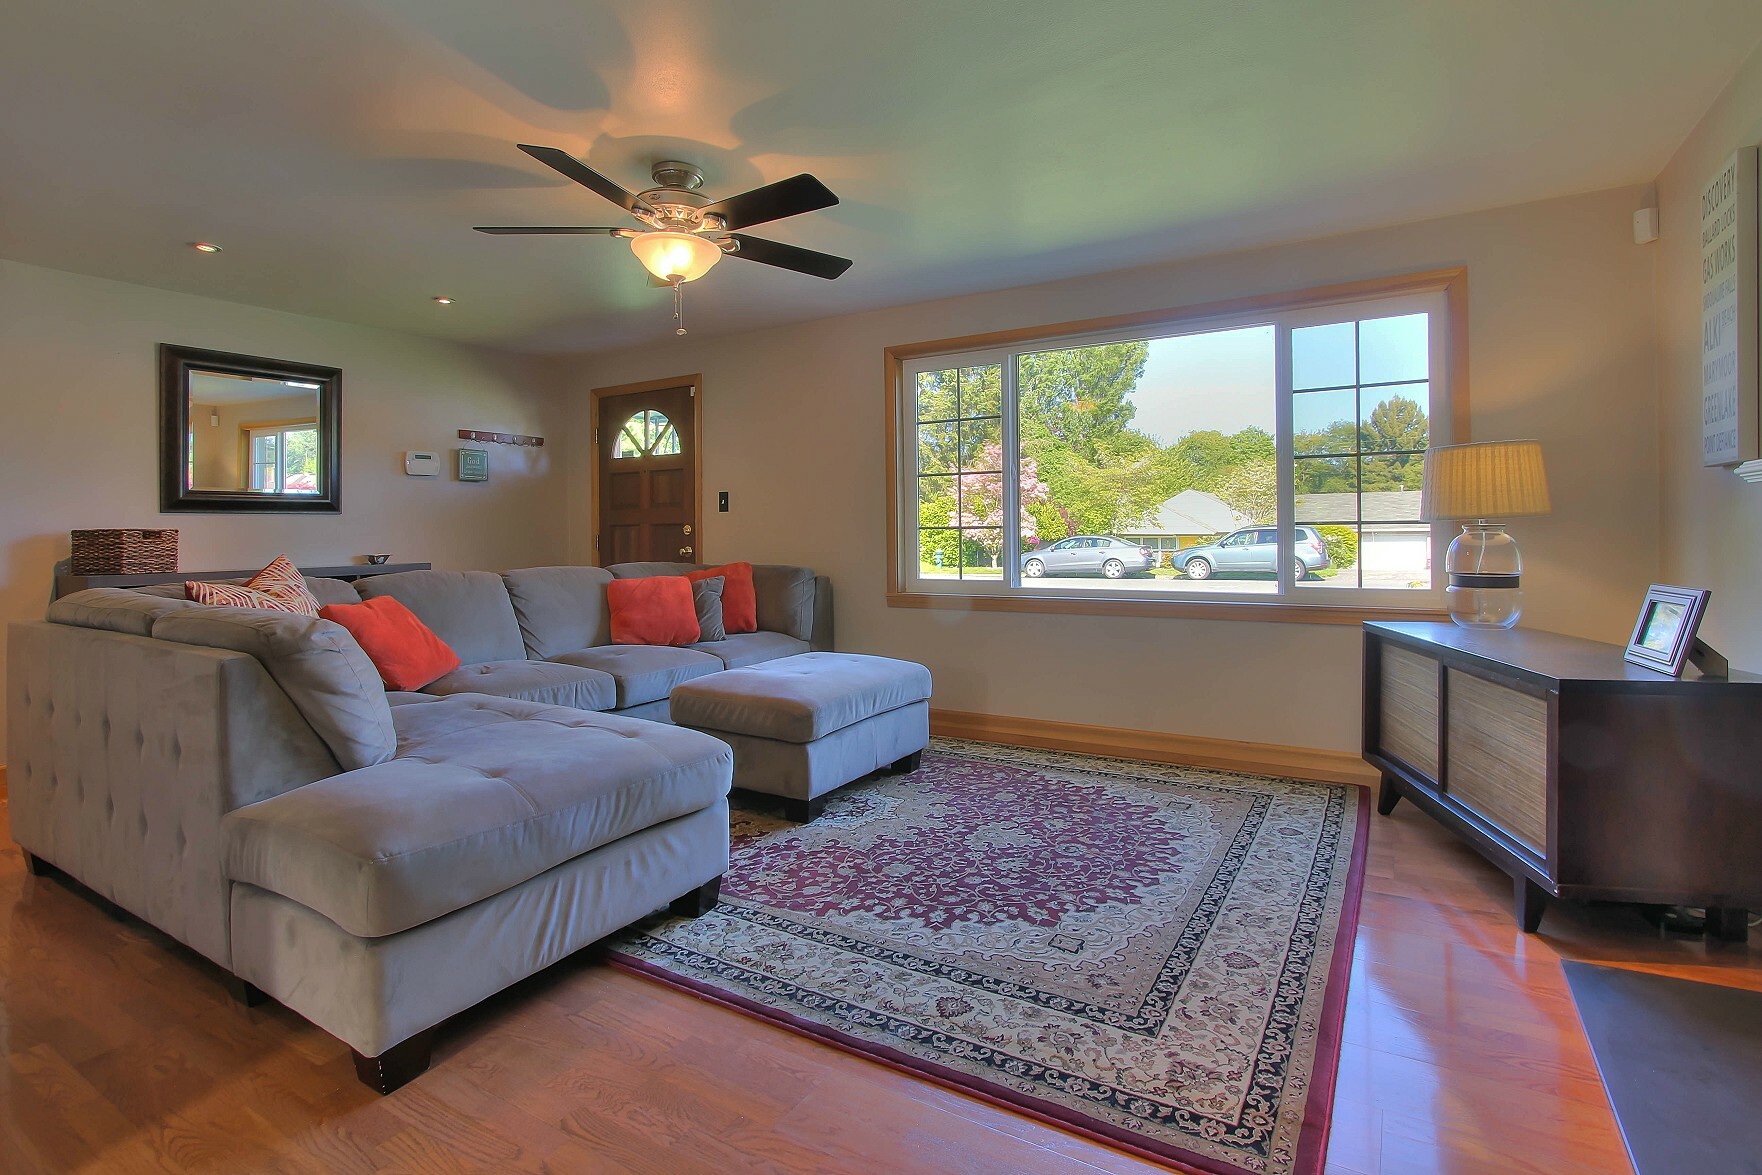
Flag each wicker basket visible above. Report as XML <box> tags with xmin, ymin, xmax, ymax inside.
<box><xmin>70</xmin><ymin>529</ymin><xmax>179</xmax><ymax>575</ymax></box>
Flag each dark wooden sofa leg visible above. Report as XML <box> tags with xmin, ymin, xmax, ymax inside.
<box><xmin>1515</xmin><ymin>876</ymin><xmax>1548</xmax><ymax>934</ymax></box>
<box><xmin>352</xmin><ymin>1027</ymin><xmax>436</xmax><ymax>1095</ymax></box>
<box><xmin>225</xmin><ymin>975</ymin><xmax>269</xmax><ymax>1008</ymax></box>
<box><xmin>23</xmin><ymin>851</ymin><xmax>55</xmax><ymax>877</ymax></box>
<box><xmin>782</xmin><ymin>794</ymin><xmax>828</xmax><ymax>823</ymax></box>
<box><xmin>886</xmin><ymin>750</ymin><xmax>923</xmax><ymax>775</ymax></box>
<box><xmin>669</xmin><ymin>876</ymin><xmax>721</xmax><ymax>918</ymax></box>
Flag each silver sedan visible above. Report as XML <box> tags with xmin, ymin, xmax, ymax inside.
<box><xmin>1020</xmin><ymin>536</ymin><xmax>1153</xmax><ymax>579</ymax></box>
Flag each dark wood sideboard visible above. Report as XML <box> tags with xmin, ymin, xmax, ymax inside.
<box><xmin>55</xmin><ymin>562</ymin><xmax>431</xmax><ymax>598</ymax></box>
<box><xmin>1362</xmin><ymin>620</ymin><xmax>1762</xmax><ymax>938</ymax></box>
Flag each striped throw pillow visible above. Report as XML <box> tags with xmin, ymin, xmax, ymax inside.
<box><xmin>186</xmin><ymin>554</ymin><xmax>321</xmax><ymax>617</ymax></box>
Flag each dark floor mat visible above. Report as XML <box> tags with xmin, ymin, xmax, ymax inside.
<box><xmin>1563</xmin><ymin>961</ymin><xmax>1762</xmax><ymax>1175</ymax></box>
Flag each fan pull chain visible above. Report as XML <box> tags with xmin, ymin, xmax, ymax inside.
<box><xmin>672</xmin><ymin>278</ymin><xmax>687</xmax><ymax>335</ymax></box>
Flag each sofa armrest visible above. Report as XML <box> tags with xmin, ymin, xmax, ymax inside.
<box><xmin>810</xmin><ymin>575</ymin><xmax>834</xmax><ymax>651</ymax></box>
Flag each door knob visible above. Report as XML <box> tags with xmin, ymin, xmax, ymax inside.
<box><xmin>679</xmin><ymin>546</ymin><xmax>694</xmax><ymax>557</ymax></box>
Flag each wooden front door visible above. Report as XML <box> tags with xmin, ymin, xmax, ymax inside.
<box><xmin>597</xmin><ymin>383</ymin><xmax>698</xmax><ymax>565</ymax></box>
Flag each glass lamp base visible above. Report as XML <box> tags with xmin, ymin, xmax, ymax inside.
<box><xmin>1444</xmin><ymin>523</ymin><xmax>1523</xmax><ymax>629</ymax></box>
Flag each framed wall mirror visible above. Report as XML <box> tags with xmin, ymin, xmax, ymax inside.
<box><xmin>160</xmin><ymin>344</ymin><xmax>342</xmax><ymax>513</ymax></box>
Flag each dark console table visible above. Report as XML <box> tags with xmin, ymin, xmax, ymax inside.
<box><xmin>55</xmin><ymin>562</ymin><xmax>430</xmax><ymax>598</ymax></box>
<box><xmin>1362</xmin><ymin>620</ymin><xmax>1762</xmax><ymax>938</ymax></box>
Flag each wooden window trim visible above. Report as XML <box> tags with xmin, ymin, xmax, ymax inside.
<box><xmin>883</xmin><ymin>268</ymin><xmax>1468</xmax><ymax>624</ymax></box>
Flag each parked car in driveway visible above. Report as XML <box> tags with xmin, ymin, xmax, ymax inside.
<box><xmin>1020</xmin><ymin>535</ymin><xmax>1153</xmax><ymax>579</ymax></box>
<box><xmin>1172</xmin><ymin>526</ymin><xmax>1330</xmax><ymax>581</ymax></box>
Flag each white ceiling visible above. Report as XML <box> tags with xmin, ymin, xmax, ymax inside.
<box><xmin>2</xmin><ymin>0</ymin><xmax>1759</xmax><ymax>355</ymax></box>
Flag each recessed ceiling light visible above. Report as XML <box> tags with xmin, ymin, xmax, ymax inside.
<box><xmin>191</xmin><ymin>242</ymin><xmax>222</xmax><ymax>253</ymax></box>
<box><xmin>432</xmin><ymin>296</ymin><xmax>454</xmax><ymax>305</ymax></box>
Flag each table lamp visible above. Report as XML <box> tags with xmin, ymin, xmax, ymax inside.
<box><xmin>1420</xmin><ymin>440</ymin><xmax>1551</xmax><ymax>628</ymax></box>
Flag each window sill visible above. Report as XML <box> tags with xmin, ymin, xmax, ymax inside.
<box><xmin>885</xmin><ymin>590</ymin><xmax>1449</xmax><ymax>626</ymax></box>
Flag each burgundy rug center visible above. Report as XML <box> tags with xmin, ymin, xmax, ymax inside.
<box><xmin>612</xmin><ymin>741</ymin><xmax>1367</xmax><ymax>1175</ymax></box>
<box><xmin>731</xmin><ymin>761</ymin><xmax>1209</xmax><ymax>933</ymax></box>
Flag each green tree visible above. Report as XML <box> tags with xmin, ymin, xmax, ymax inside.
<box><xmin>1018</xmin><ymin>342</ymin><xmax>1149</xmax><ymax>463</ymax></box>
<box><xmin>1212</xmin><ymin>460</ymin><xmax>1277</xmax><ymax>524</ymax></box>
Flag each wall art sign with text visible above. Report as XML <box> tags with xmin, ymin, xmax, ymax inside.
<box><xmin>1701</xmin><ymin>146</ymin><xmax>1758</xmax><ymax>467</ymax></box>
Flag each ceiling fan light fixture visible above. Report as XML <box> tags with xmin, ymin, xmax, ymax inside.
<box><xmin>629</xmin><ymin>231</ymin><xmax>722</xmax><ymax>283</ymax></box>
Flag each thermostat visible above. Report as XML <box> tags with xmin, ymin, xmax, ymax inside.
<box><xmin>404</xmin><ymin>451</ymin><xmax>441</xmax><ymax>477</ymax></box>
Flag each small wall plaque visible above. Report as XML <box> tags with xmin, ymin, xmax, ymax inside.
<box><xmin>457</xmin><ymin>447</ymin><xmax>489</xmax><ymax>482</ymax></box>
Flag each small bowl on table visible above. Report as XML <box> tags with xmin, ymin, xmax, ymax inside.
<box><xmin>364</xmin><ymin>553</ymin><xmax>391</xmax><ymax>565</ymax></box>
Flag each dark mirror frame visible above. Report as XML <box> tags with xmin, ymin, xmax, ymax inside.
<box><xmin>159</xmin><ymin>343</ymin><xmax>342</xmax><ymax>514</ymax></box>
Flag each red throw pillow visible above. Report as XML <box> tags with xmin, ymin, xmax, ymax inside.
<box><xmin>319</xmin><ymin>597</ymin><xmax>460</xmax><ymax>691</ymax></box>
<box><xmin>607</xmin><ymin>576</ymin><xmax>701</xmax><ymax>646</ymax></box>
<box><xmin>686</xmin><ymin>562</ymin><xmax>756</xmax><ymax>634</ymax></box>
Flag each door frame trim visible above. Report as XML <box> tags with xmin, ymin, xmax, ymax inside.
<box><xmin>590</xmin><ymin>374</ymin><xmax>704</xmax><ymax>567</ymax></box>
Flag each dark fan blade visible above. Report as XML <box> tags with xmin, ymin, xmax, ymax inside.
<box><xmin>517</xmin><ymin>144</ymin><xmax>653</xmax><ymax>216</ymax></box>
<box><xmin>726</xmin><ymin>233</ymin><xmax>852</xmax><ymax>280</ymax></box>
<box><xmin>475</xmin><ymin>225</ymin><xmax>627</xmax><ymax>234</ymax></box>
<box><xmin>701</xmin><ymin>174</ymin><xmax>837</xmax><ymax>231</ymax></box>
<box><xmin>473</xmin><ymin>226</ymin><xmax>625</xmax><ymax>235</ymax></box>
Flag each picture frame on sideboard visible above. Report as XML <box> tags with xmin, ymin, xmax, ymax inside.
<box><xmin>1623</xmin><ymin>584</ymin><xmax>1712</xmax><ymax>676</ymax></box>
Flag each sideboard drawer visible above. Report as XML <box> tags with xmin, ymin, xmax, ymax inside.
<box><xmin>1379</xmin><ymin>645</ymin><xmax>1441</xmax><ymax>779</ymax></box>
<box><xmin>1444</xmin><ymin>670</ymin><xmax>1548</xmax><ymax>853</ymax></box>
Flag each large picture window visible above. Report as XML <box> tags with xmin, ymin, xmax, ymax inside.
<box><xmin>888</xmin><ymin>273</ymin><xmax>1462</xmax><ymax>618</ymax></box>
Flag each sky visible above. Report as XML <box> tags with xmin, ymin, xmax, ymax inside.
<box><xmin>1124</xmin><ymin>314</ymin><xmax>1429</xmax><ymax>444</ymax></box>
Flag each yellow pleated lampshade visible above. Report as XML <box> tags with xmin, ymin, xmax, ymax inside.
<box><xmin>1420</xmin><ymin>440</ymin><xmax>1551</xmax><ymax>521</ymax></box>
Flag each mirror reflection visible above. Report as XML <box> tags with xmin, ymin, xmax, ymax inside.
<box><xmin>186</xmin><ymin>371</ymin><xmax>322</xmax><ymax>493</ymax></box>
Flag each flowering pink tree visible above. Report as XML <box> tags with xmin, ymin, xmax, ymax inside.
<box><xmin>950</xmin><ymin>443</ymin><xmax>1052</xmax><ymax>565</ymax></box>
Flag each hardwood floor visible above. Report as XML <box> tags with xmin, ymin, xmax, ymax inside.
<box><xmin>3</xmin><ymin>781</ymin><xmax>1757</xmax><ymax>1174</ymax></box>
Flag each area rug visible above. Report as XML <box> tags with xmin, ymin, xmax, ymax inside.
<box><xmin>609</xmin><ymin>739</ymin><xmax>1369</xmax><ymax>1175</ymax></box>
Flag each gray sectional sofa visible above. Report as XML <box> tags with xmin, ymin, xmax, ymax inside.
<box><xmin>5</xmin><ymin>560</ymin><xmax>834</xmax><ymax>1092</ymax></box>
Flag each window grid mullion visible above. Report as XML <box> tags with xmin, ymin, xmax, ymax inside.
<box><xmin>1274</xmin><ymin>322</ymin><xmax>1295</xmax><ymax>595</ymax></box>
<box><xmin>1002</xmin><ymin>352</ymin><xmax>1021</xmax><ymax>589</ymax></box>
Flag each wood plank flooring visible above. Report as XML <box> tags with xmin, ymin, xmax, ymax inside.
<box><xmin>3</xmin><ymin>780</ymin><xmax>1757</xmax><ymax>1174</ymax></box>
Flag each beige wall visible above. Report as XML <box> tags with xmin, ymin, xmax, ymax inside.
<box><xmin>0</xmin><ymin>259</ymin><xmax>567</xmax><ymax>751</ymax></box>
<box><xmin>1655</xmin><ymin>42</ymin><xmax>1762</xmax><ymax>666</ymax></box>
<box><xmin>558</xmin><ymin>185</ymin><xmax>1661</xmax><ymax>753</ymax></box>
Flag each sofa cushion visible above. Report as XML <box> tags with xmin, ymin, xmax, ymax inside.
<box><xmin>222</xmin><ymin>696</ymin><xmax>734</xmax><ymax>937</ymax></box>
<box><xmin>690</xmin><ymin>630</ymin><xmax>808</xmax><ymax>669</ymax></box>
<box><xmin>422</xmin><ymin>660</ymin><xmax>616</xmax><ymax>711</ymax></box>
<box><xmin>670</xmin><ymin>652</ymin><xmax>933</xmax><ymax>744</ymax></box>
<box><xmin>48</xmin><ymin>586</ymin><xmax>199</xmax><ymax>635</ymax></box>
<box><xmin>550</xmin><ymin>645</ymin><xmax>723</xmax><ymax>708</ymax></box>
<box><xmin>751</xmin><ymin>565</ymin><xmax>816</xmax><ymax>641</ymax></box>
<box><xmin>357</xmin><ymin>570</ymin><xmax>524</xmax><ymax>666</ymax></box>
<box><xmin>501</xmin><ymin>565</ymin><xmax>615</xmax><ymax>659</ymax></box>
<box><xmin>152</xmin><ymin>608</ymin><xmax>397</xmax><ymax>770</ymax></box>
<box><xmin>319</xmin><ymin>597</ymin><xmax>461</xmax><ymax>691</ymax></box>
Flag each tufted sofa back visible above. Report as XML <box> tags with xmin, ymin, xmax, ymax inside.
<box><xmin>7</xmin><ymin>618</ymin><xmax>341</xmax><ymax>969</ymax></box>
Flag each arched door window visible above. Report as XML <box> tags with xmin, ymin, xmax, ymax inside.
<box><xmin>613</xmin><ymin>409</ymin><xmax>681</xmax><ymax>459</ymax></box>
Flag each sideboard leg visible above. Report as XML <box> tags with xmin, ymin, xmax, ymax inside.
<box><xmin>1515</xmin><ymin>877</ymin><xmax>1547</xmax><ymax>934</ymax></box>
<box><xmin>1376</xmin><ymin>774</ymin><xmax>1402</xmax><ymax>816</ymax></box>
<box><xmin>1706</xmin><ymin>907</ymin><xmax>1750</xmax><ymax>943</ymax></box>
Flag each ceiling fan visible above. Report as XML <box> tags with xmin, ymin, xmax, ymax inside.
<box><xmin>476</xmin><ymin>145</ymin><xmax>852</xmax><ymax>332</ymax></box>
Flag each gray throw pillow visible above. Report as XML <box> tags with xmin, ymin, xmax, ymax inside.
<box><xmin>691</xmin><ymin>576</ymin><xmax>726</xmax><ymax>642</ymax></box>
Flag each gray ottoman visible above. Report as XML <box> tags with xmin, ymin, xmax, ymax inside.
<box><xmin>669</xmin><ymin>652</ymin><xmax>931</xmax><ymax>821</ymax></box>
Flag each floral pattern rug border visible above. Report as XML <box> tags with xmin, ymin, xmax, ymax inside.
<box><xmin>609</xmin><ymin>738</ymin><xmax>1369</xmax><ymax>1175</ymax></box>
